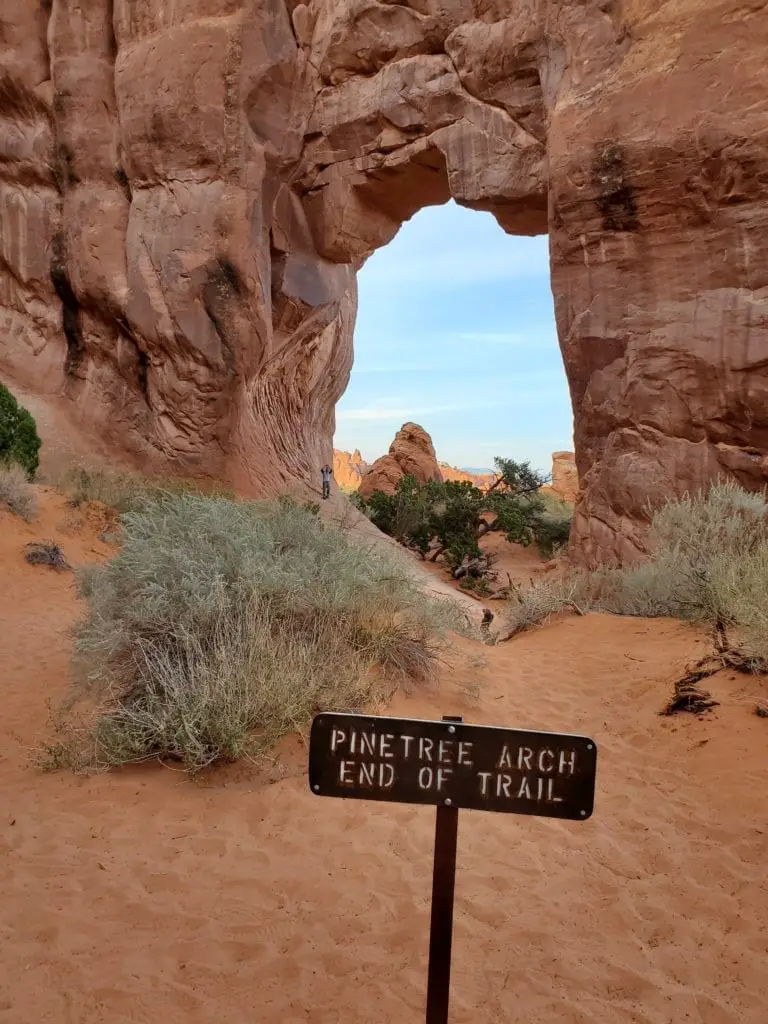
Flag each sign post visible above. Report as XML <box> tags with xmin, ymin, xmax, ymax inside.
<box><xmin>426</xmin><ymin>716</ymin><xmax>462</xmax><ymax>1024</ymax></box>
<box><xmin>309</xmin><ymin>712</ymin><xmax>597</xmax><ymax>1021</ymax></box>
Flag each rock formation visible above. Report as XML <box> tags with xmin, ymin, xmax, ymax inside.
<box><xmin>550</xmin><ymin>451</ymin><xmax>578</xmax><ymax>503</ymax></box>
<box><xmin>334</xmin><ymin>447</ymin><xmax>493</xmax><ymax>492</ymax></box>
<box><xmin>439</xmin><ymin>463</ymin><xmax>495</xmax><ymax>490</ymax></box>
<box><xmin>358</xmin><ymin>423</ymin><xmax>443</xmax><ymax>499</ymax></box>
<box><xmin>332</xmin><ymin>448</ymin><xmax>368</xmax><ymax>491</ymax></box>
<box><xmin>2</xmin><ymin>1</ymin><xmax>767</xmax><ymax>564</ymax></box>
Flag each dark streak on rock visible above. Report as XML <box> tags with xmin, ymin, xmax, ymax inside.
<box><xmin>135</xmin><ymin>345</ymin><xmax>149</xmax><ymax>400</ymax></box>
<box><xmin>592</xmin><ymin>142</ymin><xmax>639</xmax><ymax>232</ymax></box>
<box><xmin>50</xmin><ymin>232</ymin><xmax>84</xmax><ymax>376</ymax></box>
<box><xmin>54</xmin><ymin>142</ymin><xmax>78</xmax><ymax>189</ymax></box>
<box><xmin>202</xmin><ymin>258</ymin><xmax>243</xmax><ymax>373</ymax></box>
<box><xmin>110</xmin><ymin>312</ymin><xmax>149</xmax><ymax>402</ymax></box>
<box><xmin>105</xmin><ymin>0</ymin><xmax>118</xmax><ymax>63</ymax></box>
<box><xmin>115</xmin><ymin>166</ymin><xmax>132</xmax><ymax>202</ymax></box>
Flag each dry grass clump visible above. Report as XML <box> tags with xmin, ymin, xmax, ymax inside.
<box><xmin>501</xmin><ymin>481</ymin><xmax>768</xmax><ymax>660</ymax></box>
<box><xmin>55</xmin><ymin>464</ymin><xmax>233</xmax><ymax>514</ymax></box>
<box><xmin>24</xmin><ymin>540</ymin><xmax>70</xmax><ymax>572</ymax></box>
<box><xmin>56</xmin><ymin>493</ymin><xmax>458</xmax><ymax>772</ymax></box>
<box><xmin>0</xmin><ymin>463</ymin><xmax>37</xmax><ymax>521</ymax></box>
<box><xmin>501</xmin><ymin>572</ymin><xmax>587</xmax><ymax>639</ymax></box>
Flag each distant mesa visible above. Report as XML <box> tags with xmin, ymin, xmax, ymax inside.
<box><xmin>335</xmin><ymin>425</ymin><xmax>578</xmax><ymax>503</ymax></box>
<box><xmin>439</xmin><ymin>462</ymin><xmax>495</xmax><ymax>490</ymax></box>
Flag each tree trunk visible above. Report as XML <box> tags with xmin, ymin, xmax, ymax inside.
<box><xmin>477</xmin><ymin>518</ymin><xmax>498</xmax><ymax>539</ymax></box>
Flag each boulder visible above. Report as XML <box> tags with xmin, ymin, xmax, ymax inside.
<box><xmin>358</xmin><ymin>423</ymin><xmax>443</xmax><ymax>499</ymax></box>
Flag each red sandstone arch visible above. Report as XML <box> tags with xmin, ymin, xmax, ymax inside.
<box><xmin>1</xmin><ymin>1</ymin><xmax>767</xmax><ymax>565</ymax></box>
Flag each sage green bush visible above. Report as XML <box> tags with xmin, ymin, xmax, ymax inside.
<box><xmin>68</xmin><ymin>494</ymin><xmax>459</xmax><ymax>770</ymax></box>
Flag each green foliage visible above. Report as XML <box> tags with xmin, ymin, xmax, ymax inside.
<box><xmin>491</xmin><ymin>457</ymin><xmax>548</xmax><ymax>496</ymax></box>
<box><xmin>347</xmin><ymin>489</ymin><xmax>368</xmax><ymax>512</ymax></box>
<box><xmin>364</xmin><ymin>475</ymin><xmax>432</xmax><ymax>551</ymax></box>
<box><xmin>355</xmin><ymin>459</ymin><xmax>553</xmax><ymax>573</ymax></box>
<box><xmin>56</xmin><ymin>493</ymin><xmax>457</xmax><ymax>771</ymax></box>
<box><xmin>534</xmin><ymin>494</ymin><xmax>573</xmax><ymax>557</ymax></box>
<box><xmin>0</xmin><ymin>383</ymin><xmax>42</xmax><ymax>479</ymax></box>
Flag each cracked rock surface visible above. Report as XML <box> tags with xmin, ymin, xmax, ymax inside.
<box><xmin>1</xmin><ymin>0</ymin><xmax>767</xmax><ymax>564</ymax></box>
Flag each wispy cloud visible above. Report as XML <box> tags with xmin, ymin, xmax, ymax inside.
<box><xmin>336</xmin><ymin>403</ymin><xmax>465</xmax><ymax>422</ymax></box>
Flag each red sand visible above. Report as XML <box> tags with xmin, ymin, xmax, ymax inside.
<box><xmin>1</xmin><ymin>489</ymin><xmax>767</xmax><ymax>1023</ymax></box>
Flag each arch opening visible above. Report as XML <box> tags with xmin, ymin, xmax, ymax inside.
<box><xmin>333</xmin><ymin>200</ymin><xmax>573</xmax><ymax>498</ymax></box>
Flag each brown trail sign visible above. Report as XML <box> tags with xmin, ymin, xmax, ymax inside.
<box><xmin>309</xmin><ymin>712</ymin><xmax>598</xmax><ymax>1023</ymax></box>
<box><xmin>309</xmin><ymin>716</ymin><xmax>598</xmax><ymax>1019</ymax></box>
<box><xmin>309</xmin><ymin>713</ymin><xmax>596</xmax><ymax>820</ymax></box>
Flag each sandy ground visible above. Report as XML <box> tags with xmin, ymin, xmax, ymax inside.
<box><xmin>1</xmin><ymin>490</ymin><xmax>767</xmax><ymax>1023</ymax></box>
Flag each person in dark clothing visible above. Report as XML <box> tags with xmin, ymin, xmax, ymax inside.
<box><xmin>321</xmin><ymin>464</ymin><xmax>332</xmax><ymax>499</ymax></box>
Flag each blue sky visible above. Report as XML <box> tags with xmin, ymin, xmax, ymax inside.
<box><xmin>333</xmin><ymin>200</ymin><xmax>573</xmax><ymax>473</ymax></box>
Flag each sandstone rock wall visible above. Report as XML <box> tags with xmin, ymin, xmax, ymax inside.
<box><xmin>2</xmin><ymin>0</ymin><xmax>767</xmax><ymax>564</ymax></box>
<box><xmin>358</xmin><ymin>423</ymin><xmax>443</xmax><ymax>499</ymax></box>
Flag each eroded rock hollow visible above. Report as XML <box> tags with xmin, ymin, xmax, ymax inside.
<box><xmin>2</xmin><ymin>1</ymin><xmax>767</xmax><ymax>564</ymax></box>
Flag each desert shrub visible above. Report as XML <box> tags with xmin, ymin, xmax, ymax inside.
<box><xmin>702</xmin><ymin>543</ymin><xmax>768</xmax><ymax>665</ymax></box>
<box><xmin>346</xmin><ymin>489</ymin><xmax>368</xmax><ymax>512</ymax></box>
<box><xmin>57</xmin><ymin>464</ymin><xmax>233</xmax><ymax>514</ymax></box>
<box><xmin>0</xmin><ymin>463</ymin><xmax>37</xmax><ymax>521</ymax></box>
<box><xmin>59</xmin><ymin>465</ymin><xmax>146</xmax><ymax>512</ymax></box>
<box><xmin>67</xmin><ymin>493</ymin><xmax>458</xmax><ymax>770</ymax></box>
<box><xmin>650</xmin><ymin>482</ymin><xmax>768</xmax><ymax>562</ymax></box>
<box><xmin>0</xmin><ymin>382</ymin><xmax>42</xmax><ymax>478</ymax></box>
<box><xmin>500</xmin><ymin>481</ymin><xmax>768</xmax><ymax>652</ymax></box>
<box><xmin>594</xmin><ymin>481</ymin><xmax>768</xmax><ymax>623</ymax></box>
<box><xmin>534</xmin><ymin>494</ymin><xmax>573</xmax><ymax>557</ymax></box>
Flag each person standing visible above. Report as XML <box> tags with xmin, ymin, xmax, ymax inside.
<box><xmin>321</xmin><ymin>464</ymin><xmax>332</xmax><ymax>499</ymax></box>
<box><xmin>481</xmin><ymin>608</ymin><xmax>494</xmax><ymax>639</ymax></box>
